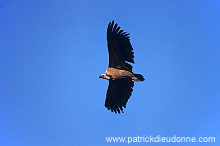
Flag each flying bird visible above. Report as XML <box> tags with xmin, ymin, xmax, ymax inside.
<box><xmin>99</xmin><ymin>21</ymin><xmax>144</xmax><ymax>114</ymax></box>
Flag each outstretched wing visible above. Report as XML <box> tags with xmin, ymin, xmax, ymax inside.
<box><xmin>107</xmin><ymin>21</ymin><xmax>134</xmax><ymax>72</ymax></box>
<box><xmin>105</xmin><ymin>78</ymin><xmax>134</xmax><ymax>113</ymax></box>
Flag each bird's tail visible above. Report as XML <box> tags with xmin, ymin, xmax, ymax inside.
<box><xmin>132</xmin><ymin>74</ymin><xmax>145</xmax><ymax>82</ymax></box>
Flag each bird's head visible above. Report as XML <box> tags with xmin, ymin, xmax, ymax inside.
<box><xmin>98</xmin><ymin>74</ymin><xmax>111</xmax><ymax>80</ymax></box>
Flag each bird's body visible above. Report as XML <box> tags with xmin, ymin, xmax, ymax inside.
<box><xmin>101</xmin><ymin>68</ymin><xmax>142</xmax><ymax>82</ymax></box>
<box><xmin>99</xmin><ymin>21</ymin><xmax>144</xmax><ymax>113</ymax></box>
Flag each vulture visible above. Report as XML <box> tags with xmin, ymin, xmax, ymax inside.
<box><xmin>99</xmin><ymin>21</ymin><xmax>144</xmax><ymax>114</ymax></box>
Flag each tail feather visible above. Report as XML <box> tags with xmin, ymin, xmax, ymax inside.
<box><xmin>133</xmin><ymin>74</ymin><xmax>145</xmax><ymax>82</ymax></box>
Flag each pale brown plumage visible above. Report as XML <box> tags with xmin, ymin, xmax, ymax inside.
<box><xmin>105</xmin><ymin>68</ymin><xmax>136</xmax><ymax>80</ymax></box>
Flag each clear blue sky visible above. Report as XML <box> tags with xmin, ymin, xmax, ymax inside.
<box><xmin>0</xmin><ymin>0</ymin><xmax>220</xmax><ymax>146</ymax></box>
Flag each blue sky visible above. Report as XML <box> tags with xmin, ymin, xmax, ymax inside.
<box><xmin>0</xmin><ymin>0</ymin><xmax>220</xmax><ymax>146</ymax></box>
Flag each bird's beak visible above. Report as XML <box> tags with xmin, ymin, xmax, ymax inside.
<box><xmin>99</xmin><ymin>74</ymin><xmax>106</xmax><ymax>79</ymax></box>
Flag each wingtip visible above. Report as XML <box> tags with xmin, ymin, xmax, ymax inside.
<box><xmin>108</xmin><ymin>20</ymin><xmax>115</xmax><ymax>31</ymax></box>
<box><xmin>109</xmin><ymin>20</ymin><xmax>114</xmax><ymax>25</ymax></box>
<box><xmin>105</xmin><ymin>105</ymin><xmax>125</xmax><ymax>114</ymax></box>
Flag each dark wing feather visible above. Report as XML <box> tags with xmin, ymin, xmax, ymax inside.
<box><xmin>105</xmin><ymin>78</ymin><xmax>134</xmax><ymax>113</ymax></box>
<box><xmin>107</xmin><ymin>20</ymin><xmax>134</xmax><ymax>72</ymax></box>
